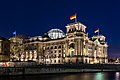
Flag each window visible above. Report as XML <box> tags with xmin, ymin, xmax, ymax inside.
<box><xmin>58</xmin><ymin>45</ymin><xmax>61</xmax><ymax>48</ymax></box>
<box><xmin>58</xmin><ymin>54</ymin><xmax>61</xmax><ymax>58</ymax></box>
<box><xmin>51</xmin><ymin>46</ymin><xmax>53</xmax><ymax>49</ymax></box>
<box><xmin>52</xmin><ymin>54</ymin><xmax>54</xmax><ymax>58</ymax></box>
<box><xmin>54</xmin><ymin>54</ymin><xmax>56</xmax><ymax>58</ymax></box>
<box><xmin>70</xmin><ymin>43</ymin><xmax>75</xmax><ymax>48</ymax></box>
<box><xmin>47</xmin><ymin>55</ymin><xmax>49</xmax><ymax>59</ymax></box>
<box><xmin>58</xmin><ymin>60</ymin><xmax>60</xmax><ymax>63</ymax></box>
<box><xmin>54</xmin><ymin>60</ymin><xmax>56</xmax><ymax>63</ymax></box>
<box><xmin>54</xmin><ymin>50</ymin><xmax>57</xmax><ymax>53</ymax></box>
<box><xmin>54</xmin><ymin>46</ymin><xmax>57</xmax><ymax>49</ymax></box>
<box><xmin>59</xmin><ymin>50</ymin><xmax>61</xmax><ymax>53</ymax></box>
<box><xmin>71</xmin><ymin>51</ymin><xmax>74</xmax><ymax>56</ymax></box>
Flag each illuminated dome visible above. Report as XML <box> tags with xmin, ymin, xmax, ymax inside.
<box><xmin>47</xmin><ymin>29</ymin><xmax>66</xmax><ymax>39</ymax></box>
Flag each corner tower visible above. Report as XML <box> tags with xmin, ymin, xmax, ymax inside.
<box><xmin>66</xmin><ymin>22</ymin><xmax>86</xmax><ymax>37</ymax></box>
<box><xmin>65</xmin><ymin>22</ymin><xmax>89</xmax><ymax>64</ymax></box>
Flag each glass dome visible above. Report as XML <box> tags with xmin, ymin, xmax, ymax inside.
<box><xmin>47</xmin><ymin>29</ymin><xmax>66</xmax><ymax>39</ymax></box>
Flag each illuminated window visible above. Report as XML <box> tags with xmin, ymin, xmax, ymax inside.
<box><xmin>64</xmin><ymin>45</ymin><xmax>65</xmax><ymax>48</ymax></box>
<box><xmin>63</xmin><ymin>54</ymin><xmax>65</xmax><ymax>57</ymax></box>
<box><xmin>64</xmin><ymin>50</ymin><xmax>65</xmax><ymax>53</ymax></box>
<box><xmin>34</xmin><ymin>51</ymin><xmax>37</xmax><ymax>53</ymax></box>
<box><xmin>30</xmin><ymin>51</ymin><xmax>32</xmax><ymax>53</ymax></box>
<box><xmin>71</xmin><ymin>51</ymin><xmax>74</xmax><ymax>56</ymax></box>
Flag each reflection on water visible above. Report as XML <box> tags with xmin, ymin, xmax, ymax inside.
<box><xmin>94</xmin><ymin>73</ymin><xmax>105</xmax><ymax>80</ymax></box>
<box><xmin>115</xmin><ymin>72</ymin><xmax>120</xmax><ymax>80</ymax></box>
<box><xmin>0</xmin><ymin>72</ymin><xmax>120</xmax><ymax>80</ymax></box>
<box><xmin>63</xmin><ymin>73</ymin><xmax>93</xmax><ymax>80</ymax></box>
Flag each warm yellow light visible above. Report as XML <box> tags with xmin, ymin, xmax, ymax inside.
<box><xmin>94</xmin><ymin>59</ymin><xmax>98</xmax><ymax>63</ymax></box>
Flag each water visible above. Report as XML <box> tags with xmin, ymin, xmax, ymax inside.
<box><xmin>0</xmin><ymin>72</ymin><xmax>120</xmax><ymax>80</ymax></box>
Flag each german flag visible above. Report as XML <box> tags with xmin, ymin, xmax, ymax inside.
<box><xmin>94</xmin><ymin>29</ymin><xmax>99</xmax><ymax>33</ymax></box>
<box><xmin>70</xmin><ymin>14</ymin><xmax>76</xmax><ymax>20</ymax></box>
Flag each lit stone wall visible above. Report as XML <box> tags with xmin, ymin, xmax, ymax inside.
<box><xmin>10</xmin><ymin>22</ymin><xmax>108</xmax><ymax>64</ymax></box>
<box><xmin>43</xmin><ymin>40</ymin><xmax>65</xmax><ymax>64</ymax></box>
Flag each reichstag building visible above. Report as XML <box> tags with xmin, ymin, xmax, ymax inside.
<box><xmin>9</xmin><ymin>22</ymin><xmax>108</xmax><ymax>64</ymax></box>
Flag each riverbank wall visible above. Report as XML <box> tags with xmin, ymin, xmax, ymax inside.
<box><xmin>0</xmin><ymin>64</ymin><xmax>120</xmax><ymax>76</ymax></box>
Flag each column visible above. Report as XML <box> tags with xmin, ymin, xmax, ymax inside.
<box><xmin>78</xmin><ymin>39</ymin><xmax>80</xmax><ymax>55</ymax></box>
<box><xmin>75</xmin><ymin>39</ymin><xmax>77</xmax><ymax>55</ymax></box>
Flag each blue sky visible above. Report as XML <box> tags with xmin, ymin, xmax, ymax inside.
<box><xmin>0</xmin><ymin>0</ymin><xmax>120</xmax><ymax>58</ymax></box>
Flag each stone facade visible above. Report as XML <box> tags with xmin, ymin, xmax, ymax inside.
<box><xmin>10</xmin><ymin>22</ymin><xmax>108</xmax><ymax>64</ymax></box>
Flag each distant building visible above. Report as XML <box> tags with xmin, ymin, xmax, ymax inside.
<box><xmin>10</xmin><ymin>22</ymin><xmax>108</xmax><ymax>64</ymax></box>
<box><xmin>0</xmin><ymin>36</ymin><xmax>10</xmax><ymax>61</ymax></box>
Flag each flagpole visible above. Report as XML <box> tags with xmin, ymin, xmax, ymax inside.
<box><xmin>75</xmin><ymin>13</ymin><xmax>77</xmax><ymax>23</ymax></box>
<box><xmin>98</xmin><ymin>28</ymin><xmax>99</xmax><ymax>36</ymax></box>
<box><xmin>14</xmin><ymin>31</ymin><xmax>17</xmax><ymax>43</ymax></box>
<box><xmin>14</xmin><ymin>31</ymin><xmax>17</xmax><ymax>61</ymax></box>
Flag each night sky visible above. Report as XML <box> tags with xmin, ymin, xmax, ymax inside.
<box><xmin>0</xmin><ymin>0</ymin><xmax>119</xmax><ymax>58</ymax></box>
